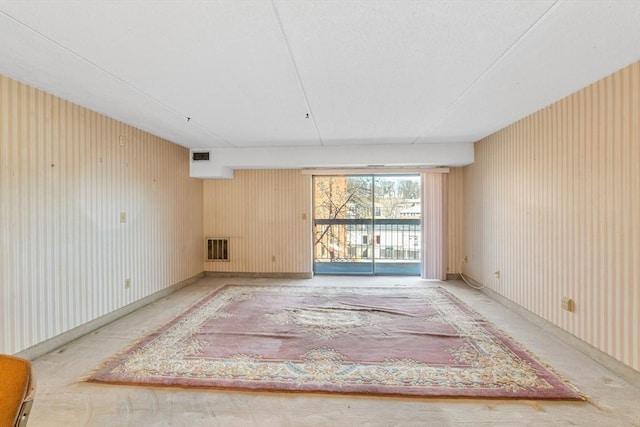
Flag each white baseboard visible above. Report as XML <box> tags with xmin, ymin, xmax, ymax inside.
<box><xmin>205</xmin><ymin>271</ymin><xmax>313</xmax><ymax>279</ymax></box>
<box><xmin>16</xmin><ymin>272</ymin><xmax>204</xmax><ymax>361</ymax></box>
<box><xmin>459</xmin><ymin>275</ymin><xmax>640</xmax><ymax>388</ymax></box>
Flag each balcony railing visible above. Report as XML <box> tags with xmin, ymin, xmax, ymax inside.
<box><xmin>314</xmin><ymin>218</ymin><xmax>421</xmax><ymax>263</ymax></box>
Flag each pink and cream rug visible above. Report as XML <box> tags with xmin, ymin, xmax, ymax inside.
<box><xmin>85</xmin><ymin>285</ymin><xmax>584</xmax><ymax>399</ymax></box>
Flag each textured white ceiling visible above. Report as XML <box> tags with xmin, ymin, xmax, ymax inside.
<box><xmin>1</xmin><ymin>1</ymin><xmax>639</xmax><ymax>157</ymax></box>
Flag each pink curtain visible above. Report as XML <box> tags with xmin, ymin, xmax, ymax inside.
<box><xmin>421</xmin><ymin>173</ymin><xmax>448</xmax><ymax>280</ymax></box>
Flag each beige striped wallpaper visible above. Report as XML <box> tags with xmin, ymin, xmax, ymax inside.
<box><xmin>0</xmin><ymin>74</ymin><xmax>203</xmax><ymax>355</ymax></box>
<box><xmin>203</xmin><ymin>170</ymin><xmax>312</xmax><ymax>274</ymax></box>
<box><xmin>462</xmin><ymin>61</ymin><xmax>639</xmax><ymax>371</ymax></box>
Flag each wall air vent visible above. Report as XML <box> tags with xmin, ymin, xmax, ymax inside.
<box><xmin>206</xmin><ymin>238</ymin><xmax>229</xmax><ymax>261</ymax></box>
<box><xmin>192</xmin><ymin>151</ymin><xmax>210</xmax><ymax>161</ymax></box>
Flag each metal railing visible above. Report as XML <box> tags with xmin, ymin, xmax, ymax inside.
<box><xmin>314</xmin><ymin>218</ymin><xmax>420</xmax><ymax>263</ymax></box>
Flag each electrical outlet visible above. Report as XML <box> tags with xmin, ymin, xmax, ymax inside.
<box><xmin>494</xmin><ymin>270</ymin><xmax>501</xmax><ymax>279</ymax></box>
<box><xmin>271</xmin><ymin>255</ymin><xmax>276</xmax><ymax>262</ymax></box>
<box><xmin>120</xmin><ymin>212</ymin><xmax>126</xmax><ymax>223</ymax></box>
<box><xmin>464</xmin><ymin>256</ymin><xmax>468</xmax><ymax>263</ymax></box>
<box><xmin>125</xmin><ymin>279</ymin><xmax>131</xmax><ymax>289</ymax></box>
<box><xmin>561</xmin><ymin>297</ymin><xmax>574</xmax><ymax>312</ymax></box>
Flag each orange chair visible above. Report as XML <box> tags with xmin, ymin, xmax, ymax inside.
<box><xmin>0</xmin><ymin>355</ymin><xmax>35</xmax><ymax>427</ymax></box>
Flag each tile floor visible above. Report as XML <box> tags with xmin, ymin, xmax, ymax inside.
<box><xmin>25</xmin><ymin>276</ymin><xmax>640</xmax><ymax>426</ymax></box>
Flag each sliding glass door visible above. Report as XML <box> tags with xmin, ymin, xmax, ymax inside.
<box><xmin>313</xmin><ymin>175</ymin><xmax>421</xmax><ymax>275</ymax></box>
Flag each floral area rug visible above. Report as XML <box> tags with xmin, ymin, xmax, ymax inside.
<box><xmin>85</xmin><ymin>285</ymin><xmax>585</xmax><ymax>399</ymax></box>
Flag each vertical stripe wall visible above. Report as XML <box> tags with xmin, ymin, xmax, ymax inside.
<box><xmin>0</xmin><ymin>74</ymin><xmax>203</xmax><ymax>355</ymax></box>
<box><xmin>462</xmin><ymin>61</ymin><xmax>640</xmax><ymax>371</ymax></box>
<box><xmin>203</xmin><ymin>170</ymin><xmax>312</xmax><ymax>274</ymax></box>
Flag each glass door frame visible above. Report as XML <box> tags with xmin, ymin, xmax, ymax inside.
<box><xmin>312</xmin><ymin>174</ymin><xmax>421</xmax><ymax>276</ymax></box>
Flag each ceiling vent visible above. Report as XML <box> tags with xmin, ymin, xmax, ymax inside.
<box><xmin>192</xmin><ymin>151</ymin><xmax>210</xmax><ymax>161</ymax></box>
<box><xmin>206</xmin><ymin>238</ymin><xmax>229</xmax><ymax>261</ymax></box>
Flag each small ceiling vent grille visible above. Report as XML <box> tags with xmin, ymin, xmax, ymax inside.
<box><xmin>192</xmin><ymin>151</ymin><xmax>210</xmax><ymax>161</ymax></box>
<box><xmin>206</xmin><ymin>238</ymin><xmax>229</xmax><ymax>261</ymax></box>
